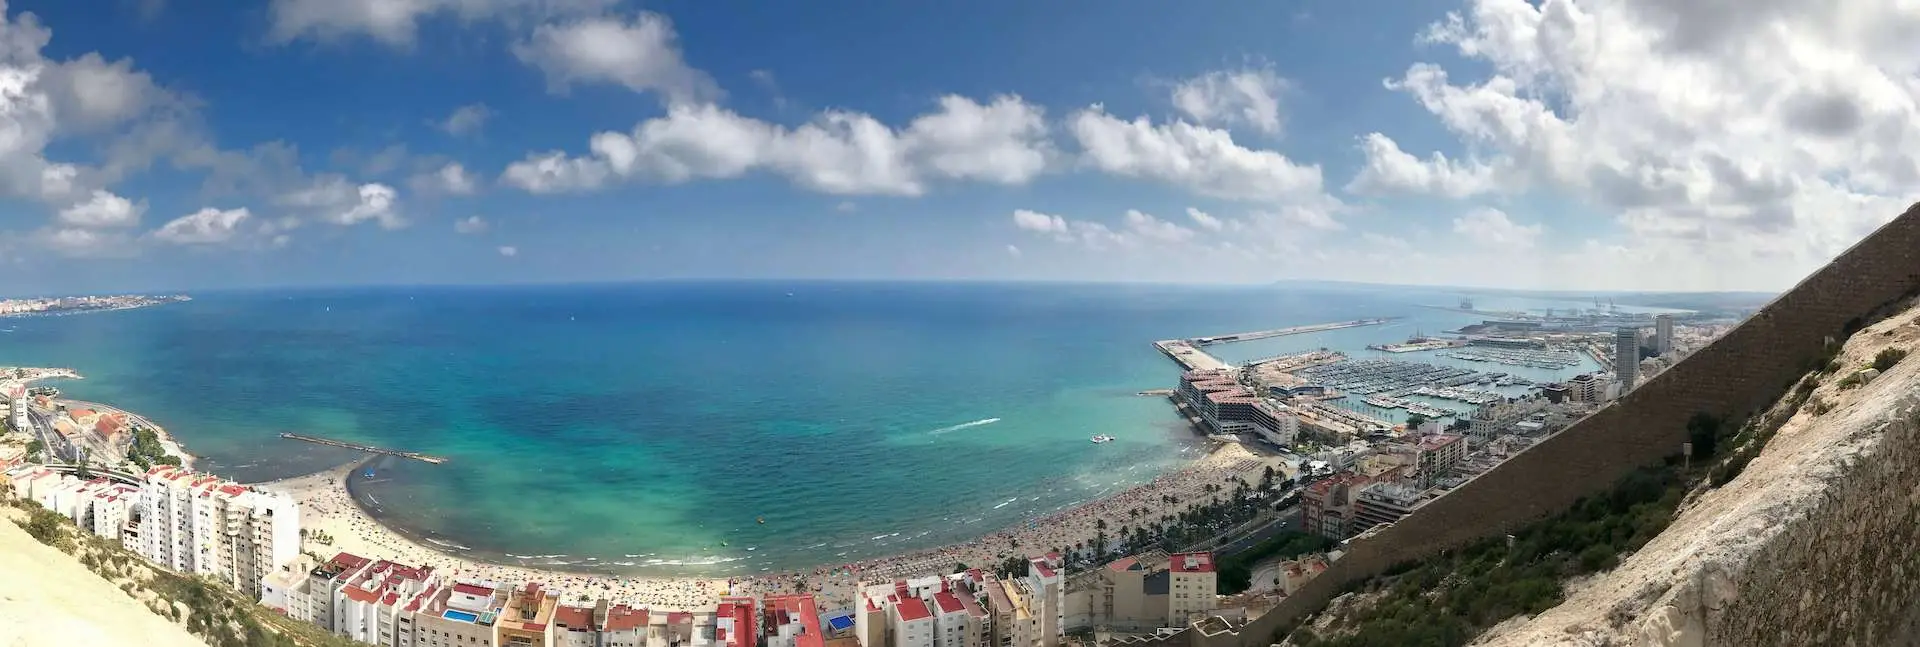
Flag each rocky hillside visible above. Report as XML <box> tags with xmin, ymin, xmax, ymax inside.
<box><xmin>1475</xmin><ymin>300</ymin><xmax>1920</xmax><ymax>646</ymax></box>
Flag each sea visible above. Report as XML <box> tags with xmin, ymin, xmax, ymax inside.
<box><xmin>0</xmin><ymin>281</ymin><xmax>1623</xmax><ymax>575</ymax></box>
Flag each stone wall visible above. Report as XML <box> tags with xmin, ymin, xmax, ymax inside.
<box><xmin>1221</xmin><ymin>201</ymin><xmax>1920</xmax><ymax>646</ymax></box>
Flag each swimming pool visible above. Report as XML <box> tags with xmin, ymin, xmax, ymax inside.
<box><xmin>443</xmin><ymin>609</ymin><xmax>478</xmax><ymax>623</ymax></box>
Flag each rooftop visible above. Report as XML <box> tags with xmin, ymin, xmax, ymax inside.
<box><xmin>1171</xmin><ymin>552</ymin><xmax>1215</xmax><ymax>573</ymax></box>
<box><xmin>894</xmin><ymin>596</ymin><xmax>932</xmax><ymax>622</ymax></box>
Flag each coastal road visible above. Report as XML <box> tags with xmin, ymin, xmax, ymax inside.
<box><xmin>23</xmin><ymin>406</ymin><xmax>77</xmax><ymax>463</ymax></box>
<box><xmin>1213</xmin><ymin>504</ymin><xmax>1303</xmax><ymax>558</ymax></box>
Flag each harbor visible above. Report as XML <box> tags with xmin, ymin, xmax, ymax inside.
<box><xmin>1154</xmin><ymin>318</ymin><xmax>1399</xmax><ymax>372</ymax></box>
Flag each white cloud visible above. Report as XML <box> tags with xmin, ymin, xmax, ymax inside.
<box><xmin>1386</xmin><ymin>0</ymin><xmax>1920</xmax><ymax>289</ymax></box>
<box><xmin>267</xmin><ymin>0</ymin><xmax>617</xmax><ymax>46</ymax></box>
<box><xmin>34</xmin><ymin>227</ymin><xmax>134</xmax><ymax>258</ymax></box>
<box><xmin>1068</xmin><ymin>106</ymin><xmax>1326</xmax><ymax>204</ymax></box>
<box><xmin>42</xmin><ymin>52</ymin><xmax>183</xmax><ymax>135</ymax></box>
<box><xmin>277</xmin><ymin>176</ymin><xmax>405</xmax><ymax>229</ymax></box>
<box><xmin>1012</xmin><ymin>209</ymin><xmax>1069</xmax><ymax>235</ymax></box>
<box><xmin>497</xmin><ymin>245</ymin><xmax>518</xmax><ymax>257</ymax></box>
<box><xmin>503</xmin><ymin>95</ymin><xmax>1051</xmax><ymax>196</ymax></box>
<box><xmin>511</xmin><ymin>13</ymin><xmax>718</xmax><ymax>105</ymax></box>
<box><xmin>151</xmin><ymin>207</ymin><xmax>251</xmax><ymax>244</ymax></box>
<box><xmin>1346</xmin><ymin>132</ymin><xmax>1499</xmax><ymax>198</ymax></box>
<box><xmin>411</xmin><ymin>162</ymin><xmax>478</xmax><ymax>195</ymax></box>
<box><xmin>1012</xmin><ymin>208</ymin><xmax>1197</xmax><ymax>250</ymax></box>
<box><xmin>1185</xmin><ymin>207</ymin><xmax>1224</xmax><ymax>232</ymax></box>
<box><xmin>1451</xmin><ymin>207</ymin><xmax>1541</xmax><ymax>247</ymax></box>
<box><xmin>438</xmin><ymin>103</ymin><xmax>492</xmax><ymax>136</ymax></box>
<box><xmin>1005</xmin><ymin>244</ymin><xmax>1021</xmax><ymax>258</ymax></box>
<box><xmin>500</xmin><ymin>150</ymin><xmax>612</xmax><ymax>193</ymax></box>
<box><xmin>56</xmin><ymin>190</ymin><xmax>146</xmax><ymax>228</ymax></box>
<box><xmin>454</xmin><ymin>216</ymin><xmax>490</xmax><ymax>234</ymax></box>
<box><xmin>1171</xmin><ymin>66</ymin><xmax>1288</xmax><ymax>135</ymax></box>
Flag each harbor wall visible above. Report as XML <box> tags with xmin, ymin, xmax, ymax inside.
<box><xmin>1204</xmin><ymin>201</ymin><xmax>1920</xmax><ymax>647</ymax></box>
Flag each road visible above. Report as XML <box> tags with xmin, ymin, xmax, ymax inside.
<box><xmin>22</xmin><ymin>406</ymin><xmax>77</xmax><ymax>463</ymax></box>
<box><xmin>1215</xmin><ymin>505</ymin><xmax>1303</xmax><ymax>557</ymax></box>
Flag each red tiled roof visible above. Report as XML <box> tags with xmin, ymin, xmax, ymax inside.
<box><xmin>1029</xmin><ymin>558</ymin><xmax>1056</xmax><ymax>578</ymax></box>
<box><xmin>331</xmin><ymin>553</ymin><xmax>371</xmax><ymax>570</ymax></box>
<box><xmin>343</xmin><ymin>585</ymin><xmax>380</xmax><ymax>604</ymax></box>
<box><xmin>218</xmin><ymin>484</ymin><xmax>248</xmax><ymax>496</ymax></box>
<box><xmin>1106</xmin><ymin>557</ymin><xmax>1140</xmax><ymax>572</ymax></box>
<box><xmin>933</xmin><ymin>592</ymin><xmax>965</xmax><ymax>614</ymax></box>
<box><xmin>765</xmin><ymin>595</ymin><xmax>822</xmax><ymax>647</ymax></box>
<box><xmin>1418</xmin><ymin>434</ymin><xmax>1463</xmax><ymax>451</ymax></box>
<box><xmin>894</xmin><ymin>597</ymin><xmax>931</xmax><ymax>622</ymax></box>
<box><xmin>451</xmin><ymin>583</ymin><xmax>494</xmax><ymax>597</ymax></box>
<box><xmin>69</xmin><ymin>408</ymin><xmax>95</xmax><ymax>419</ymax></box>
<box><xmin>1170</xmin><ymin>552</ymin><xmax>1214</xmax><ymax>573</ymax></box>
<box><xmin>603</xmin><ymin>605</ymin><xmax>648</xmax><ymax>632</ymax></box>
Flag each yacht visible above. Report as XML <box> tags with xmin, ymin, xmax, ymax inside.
<box><xmin>1090</xmin><ymin>434</ymin><xmax>1115</xmax><ymax>444</ymax></box>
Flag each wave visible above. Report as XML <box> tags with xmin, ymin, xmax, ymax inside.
<box><xmin>992</xmin><ymin>497</ymin><xmax>1017</xmax><ymax>510</ymax></box>
<box><xmin>424</xmin><ymin>538</ymin><xmax>472</xmax><ymax>551</ymax></box>
<box><xmin>926</xmin><ymin>417</ymin><xmax>1001</xmax><ymax>435</ymax></box>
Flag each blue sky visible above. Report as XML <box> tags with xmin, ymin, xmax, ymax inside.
<box><xmin>0</xmin><ymin>0</ymin><xmax>1909</xmax><ymax>294</ymax></box>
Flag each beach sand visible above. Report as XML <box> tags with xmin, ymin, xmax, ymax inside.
<box><xmin>259</xmin><ymin>441</ymin><xmax>1285</xmax><ymax>611</ymax></box>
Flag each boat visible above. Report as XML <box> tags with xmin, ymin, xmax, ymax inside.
<box><xmin>1090</xmin><ymin>435</ymin><xmax>1115</xmax><ymax>444</ymax></box>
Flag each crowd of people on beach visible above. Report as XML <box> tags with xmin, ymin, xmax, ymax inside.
<box><xmin>273</xmin><ymin>442</ymin><xmax>1279</xmax><ymax>612</ymax></box>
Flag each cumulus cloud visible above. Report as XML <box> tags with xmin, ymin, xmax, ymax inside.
<box><xmin>277</xmin><ymin>176</ymin><xmax>405</xmax><ymax>229</ymax></box>
<box><xmin>1011</xmin><ymin>208</ymin><xmax>1198</xmax><ymax>250</ymax></box>
<box><xmin>454</xmin><ymin>215</ymin><xmax>490</xmax><ymax>234</ymax></box>
<box><xmin>410</xmin><ymin>162</ymin><xmax>478</xmax><ymax>195</ymax></box>
<box><xmin>1380</xmin><ymin>0</ymin><xmax>1920</xmax><ymax>288</ymax></box>
<box><xmin>437</xmin><ymin>103</ymin><xmax>492</xmax><ymax>136</ymax></box>
<box><xmin>1451</xmin><ymin>207</ymin><xmax>1542</xmax><ymax>248</ymax></box>
<box><xmin>1068</xmin><ymin>106</ymin><xmax>1325</xmax><ymax>204</ymax></box>
<box><xmin>1346</xmin><ymin>132</ymin><xmax>1499</xmax><ymax>198</ymax></box>
<box><xmin>511</xmin><ymin>12</ymin><xmax>718</xmax><ymax>105</ymax></box>
<box><xmin>501</xmin><ymin>95</ymin><xmax>1052</xmax><ymax>196</ymax></box>
<box><xmin>1185</xmin><ymin>207</ymin><xmax>1224</xmax><ymax>232</ymax></box>
<box><xmin>497</xmin><ymin>245</ymin><xmax>518</xmax><ymax>257</ymax></box>
<box><xmin>151</xmin><ymin>207</ymin><xmax>250</xmax><ymax>244</ymax></box>
<box><xmin>56</xmin><ymin>190</ymin><xmax>145</xmax><ymax>228</ymax></box>
<box><xmin>1170</xmin><ymin>66</ymin><xmax>1288</xmax><ymax>135</ymax></box>
<box><xmin>267</xmin><ymin>0</ymin><xmax>617</xmax><ymax>46</ymax></box>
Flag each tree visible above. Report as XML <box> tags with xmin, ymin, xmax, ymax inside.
<box><xmin>1406</xmin><ymin>413</ymin><xmax>1429</xmax><ymax>428</ymax></box>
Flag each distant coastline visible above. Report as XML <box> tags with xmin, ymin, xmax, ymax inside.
<box><xmin>0</xmin><ymin>294</ymin><xmax>189</xmax><ymax>319</ymax></box>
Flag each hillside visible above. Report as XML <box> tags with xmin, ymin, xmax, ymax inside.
<box><xmin>1</xmin><ymin>492</ymin><xmax>361</xmax><ymax>647</ymax></box>
<box><xmin>1474</xmin><ymin>300</ymin><xmax>1920</xmax><ymax>645</ymax></box>
<box><xmin>0</xmin><ymin>508</ymin><xmax>209</xmax><ymax>647</ymax></box>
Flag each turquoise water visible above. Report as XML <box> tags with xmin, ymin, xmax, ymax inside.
<box><xmin>0</xmin><ymin>281</ymin><xmax>1594</xmax><ymax>574</ymax></box>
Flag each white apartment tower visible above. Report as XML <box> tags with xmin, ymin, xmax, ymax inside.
<box><xmin>138</xmin><ymin>466</ymin><xmax>301</xmax><ymax>598</ymax></box>
<box><xmin>1654</xmin><ymin>314</ymin><xmax>1674</xmax><ymax>356</ymax></box>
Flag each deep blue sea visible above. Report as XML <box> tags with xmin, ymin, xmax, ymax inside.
<box><xmin>0</xmin><ymin>281</ymin><xmax>1611</xmax><ymax>574</ymax></box>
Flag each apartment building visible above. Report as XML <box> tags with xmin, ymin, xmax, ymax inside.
<box><xmin>764</xmin><ymin>594</ymin><xmax>824</xmax><ymax>647</ymax></box>
<box><xmin>337</xmin><ymin>559</ymin><xmax>439</xmax><ymax>645</ymax></box>
<box><xmin>1164</xmin><ymin>553</ymin><xmax>1216</xmax><ymax>626</ymax></box>
<box><xmin>1348</xmin><ymin>481</ymin><xmax>1425</xmax><ymax>535</ymax></box>
<box><xmin>1413</xmin><ymin>434</ymin><xmax>1466</xmax><ymax>489</ymax></box>
<box><xmin>554</xmin><ymin>600</ymin><xmax>652</xmax><ymax>647</ymax></box>
<box><xmin>1301</xmin><ymin>473</ymin><xmax>1371</xmax><ymax>541</ymax></box>
<box><xmin>495</xmin><ymin>582</ymin><xmax>559</xmax><ymax>647</ymax></box>
<box><xmin>413</xmin><ymin>581</ymin><xmax>506</xmax><ymax>647</ymax></box>
<box><xmin>138</xmin><ymin>465</ymin><xmax>300</xmax><ymax>598</ymax></box>
<box><xmin>284</xmin><ymin>552</ymin><xmax>373</xmax><ymax>631</ymax></box>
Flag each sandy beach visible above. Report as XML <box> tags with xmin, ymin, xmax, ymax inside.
<box><xmin>259</xmin><ymin>440</ymin><xmax>1284</xmax><ymax>611</ymax></box>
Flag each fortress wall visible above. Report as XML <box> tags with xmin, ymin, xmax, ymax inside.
<box><xmin>1211</xmin><ymin>202</ymin><xmax>1920</xmax><ymax>647</ymax></box>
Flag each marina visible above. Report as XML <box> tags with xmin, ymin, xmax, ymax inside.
<box><xmin>1439</xmin><ymin>345</ymin><xmax>1584</xmax><ymax>369</ymax></box>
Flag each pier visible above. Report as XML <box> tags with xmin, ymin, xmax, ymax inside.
<box><xmin>280</xmin><ymin>432</ymin><xmax>448</xmax><ymax>464</ymax></box>
<box><xmin>1189</xmin><ymin>318</ymin><xmax>1399</xmax><ymax>346</ymax></box>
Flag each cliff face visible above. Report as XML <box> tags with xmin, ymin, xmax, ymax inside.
<box><xmin>0</xmin><ymin>513</ymin><xmax>210</xmax><ymax>647</ymax></box>
<box><xmin>1476</xmin><ymin>304</ymin><xmax>1920</xmax><ymax>647</ymax></box>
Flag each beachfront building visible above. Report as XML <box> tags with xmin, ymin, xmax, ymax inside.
<box><xmin>1177</xmin><ymin>370</ymin><xmax>1300</xmax><ymax>445</ymax></box>
<box><xmin>337</xmin><ymin>559</ymin><xmax>439</xmax><ymax>645</ymax></box>
<box><xmin>765</xmin><ymin>594</ymin><xmax>824</xmax><ymax>647</ymax></box>
<box><xmin>137</xmin><ymin>465</ymin><xmax>301</xmax><ymax>598</ymax></box>
<box><xmin>554</xmin><ymin>600</ymin><xmax>651</xmax><ymax>647</ymax></box>
<box><xmin>1164</xmin><ymin>553</ymin><xmax>1216</xmax><ymax>626</ymax></box>
<box><xmin>494</xmin><ymin>581</ymin><xmax>559</xmax><ymax>647</ymax></box>
<box><xmin>412</xmin><ymin>580</ymin><xmax>507</xmax><ymax>647</ymax></box>
<box><xmin>285</xmin><ymin>552</ymin><xmax>373</xmax><ymax>631</ymax></box>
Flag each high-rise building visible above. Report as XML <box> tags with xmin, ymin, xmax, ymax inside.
<box><xmin>1615</xmin><ymin>327</ymin><xmax>1640</xmax><ymax>391</ymax></box>
<box><xmin>137</xmin><ymin>466</ymin><xmax>301</xmax><ymax>599</ymax></box>
<box><xmin>1654</xmin><ymin>314</ymin><xmax>1675</xmax><ymax>356</ymax></box>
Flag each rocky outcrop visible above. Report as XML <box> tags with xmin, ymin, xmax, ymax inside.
<box><xmin>1476</xmin><ymin>306</ymin><xmax>1920</xmax><ymax>647</ymax></box>
<box><xmin>0</xmin><ymin>514</ymin><xmax>209</xmax><ymax>647</ymax></box>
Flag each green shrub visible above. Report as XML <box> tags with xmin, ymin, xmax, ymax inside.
<box><xmin>1873</xmin><ymin>348</ymin><xmax>1908</xmax><ymax>372</ymax></box>
<box><xmin>1838</xmin><ymin>373</ymin><xmax>1866</xmax><ymax>390</ymax></box>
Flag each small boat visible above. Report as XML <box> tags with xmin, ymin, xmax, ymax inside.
<box><xmin>1090</xmin><ymin>434</ymin><xmax>1115</xmax><ymax>444</ymax></box>
<box><xmin>756</xmin><ymin>516</ymin><xmax>765</xmax><ymax>524</ymax></box>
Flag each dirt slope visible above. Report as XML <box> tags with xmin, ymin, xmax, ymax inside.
<box><xmin>0</xmin><ymin>518</ymin><xmax>209</xmax><ymax>647</ymax></box>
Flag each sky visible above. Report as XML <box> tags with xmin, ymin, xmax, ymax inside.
<box><xmin>0</xmin><ymin>0</ymin><xmax>1910</xmax><ymax>294</ymax></box>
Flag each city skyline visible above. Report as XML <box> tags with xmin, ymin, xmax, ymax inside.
<box><xmin>0</xmin><ymin>0</ymin><xmax>1904</xmax><ymax>294</ymax></box>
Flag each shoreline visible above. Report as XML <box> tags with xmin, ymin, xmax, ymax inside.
<box><xmin>259</xmin><ymin>439</ymin><xmax>1283</xmax><ymax>610</ymax></box>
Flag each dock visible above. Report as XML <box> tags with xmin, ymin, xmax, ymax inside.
<box><xmin>1189</xmin><ymin>318</ymin><xmax>1399</xmax><ymax>346</ymax></box>
<box><xmin>280</xmin><ymin>432</ymin><xmax>448</xmax><ymax>464</ymax></box>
